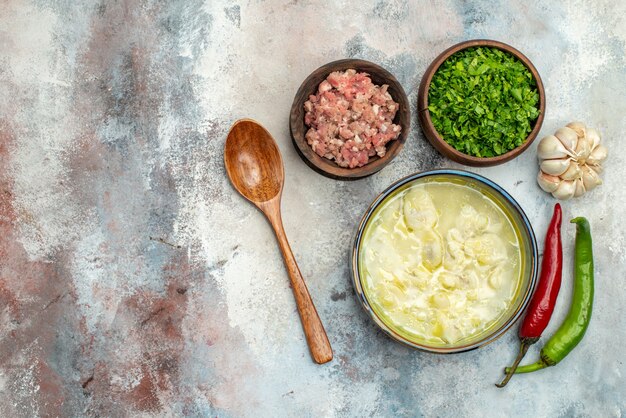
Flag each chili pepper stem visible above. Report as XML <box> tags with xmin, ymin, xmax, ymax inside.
<box><xmin>505</xmin><ymin>360</ymin><xmax>547</xmax><ymax>374</ymax></box>
<box><xmin>496</xmin><ymin>338</ymin><xmax>536</xmax><ymax>388</ymax></box>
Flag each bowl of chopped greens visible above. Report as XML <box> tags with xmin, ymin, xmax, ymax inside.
<box><xmin>417</xmin><ymin>40</ymin><xmax>545</xmax><ymax>166</ymax></box>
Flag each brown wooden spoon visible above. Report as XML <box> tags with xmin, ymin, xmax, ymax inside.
<box><xmin>224</xmin><ymin>118</ymin><xmax>333</xmax><ymax>364</ymax></box>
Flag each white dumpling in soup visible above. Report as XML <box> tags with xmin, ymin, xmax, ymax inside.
<box><xmin>403</xmin><ymin>188</ymin><xmax>438</xmax><ymax>231</ymax></box>
<box><xmin>464</xmin><ymin>233</ymin><xmax>507</xmax><ymax>266</ymax></box>
<box><xmin>456</xmin><ymin>204</ymin><xmax>489</xmax><ymax>237</ymax></box>
<box><xmin>419</xmin><ymin>229</ymin><xmax>443</xmax><ymax>271</ymax></box>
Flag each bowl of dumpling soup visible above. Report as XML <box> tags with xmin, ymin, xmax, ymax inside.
<box><xmin>352</xmin><ymin>170</ymin><xmax>538</xmax><ymax>353</ymax></box>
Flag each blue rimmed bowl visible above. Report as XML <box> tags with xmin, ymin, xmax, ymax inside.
<box><xmin>351</xmin><ymin>169</ymin><xmax>538</xmax><ymax>353</ymax></box>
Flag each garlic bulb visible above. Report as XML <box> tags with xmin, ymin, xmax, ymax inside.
<box><xmin>536</xmin><ymin>122</ymin><xmax>607</xmax><ymax>200</ymax></box>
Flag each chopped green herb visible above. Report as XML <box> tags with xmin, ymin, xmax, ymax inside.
<box><xmin>428</xmin><ymin>47</ymin><xmax>540</xmax><ymax>158</ymax></box>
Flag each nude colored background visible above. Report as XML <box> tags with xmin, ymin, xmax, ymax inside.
<box><xmin>1</xmin><ymin>0</ymin><xmax>624</xmax><ymax>416</ymax></box>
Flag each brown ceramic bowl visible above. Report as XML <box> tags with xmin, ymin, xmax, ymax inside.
<box><xmin>290</xmin><ymin>59</ymin><xmax>411</xmax><ymax>180</ymax></box>
<box><xmin>417</xmin><ymin>39</ymin><xmax>546</xmax><ymax>167</ymax></box>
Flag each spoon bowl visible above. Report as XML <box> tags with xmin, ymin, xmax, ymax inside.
<box><xmin>224</xmin><ymin>120</ymin><xmax>283</xmax><ymax>203</ymax></box>
<box><xmin>224</xmin><ymin>119</ymin><xmax>333</xmax><ymax>364</ymax></box>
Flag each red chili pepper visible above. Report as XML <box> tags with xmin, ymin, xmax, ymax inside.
<box><xmin>496</xmin><ymin>203</ymin><xmax>563</xmax><ymax>387</ymax></box>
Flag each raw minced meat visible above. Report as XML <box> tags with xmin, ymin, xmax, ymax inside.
<box><xmin>303</xmin><ymin>69</ymin><xmax>402</xmax><ymax>168</ymax></box>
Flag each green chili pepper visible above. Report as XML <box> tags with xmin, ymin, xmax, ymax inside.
<box><xmin>505</xmin><ymin>217</ymin><xmax>594</xmax><ymax>374</ymax></box>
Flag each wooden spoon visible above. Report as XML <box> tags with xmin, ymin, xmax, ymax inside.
<box><xmin>224</xmin><ymin>118</ymin><xmax>333</xmax><ymax>364</ymax></box>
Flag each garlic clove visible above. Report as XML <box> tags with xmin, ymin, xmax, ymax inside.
<box><xmin>555</xmin><ymin>127</ymin><xmax>579</xmax><ymax>153</ymax></box>
<box><xmin>582</xmin><ymin>165</ymin><xmax>602</xmax><ymax>191</ymax></box>
<box><xmin>586</xmin><ymin>128</ymin><xmax>601</xmax><ymax>149</ymax></box>
<box><xmin>560</xmin><ymin>160</ymin><xmax>582</xmax><ymax>180</ymax></box>
<box><xmin>588</xmin><ymin>163</ymin><xmax>603</xmax><ymax>174</ymax></box>
<box><xmin>574</xmin><ymin>179</ymin><xmax>586</xmax><ymax>197</ymax></box>
<box><xmin>551</xmin><ymin>180</ymin><xmax>576</xmax><ymax>200</ymax></box>
<box><xmin>574</xmin><ymin>134</ymin><xmax>592</xmax><ymax>160</ymax></box>
<box><xmin>540</xmin><ymin>158</ymin><xmax>571</xmax><ymax>176</ymax></box>
<box><xmin>566</xmin><ymin>121</ymin><xmax>586</xmax><ymax>138</ymax></box>
<box><xmin>537</xmin><ymin>134</ymin><xmax>572</xmax><ymax>160</ymax></box>
<box><xmin>587</xmin><ymin>144</ymin><xmax>608</xmax><ymax>165</ymax></box>
<box><xmin>537</xmin><ymin>171</ymin><xmax>561</xmax><ymax>192</ymax></box>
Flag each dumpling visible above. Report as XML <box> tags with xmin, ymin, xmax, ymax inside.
<box><xmin>464</xmin><ymin>233</ymin><xmax>507</xmax><ymax>266</ymax></box>
<box><xmin>403</xmin><ymin>188</ymin><xmax>438</xmax><ymax>231</ymax></box>
<box><xmin>444</xmin><ymin>228</ymin><xmax>468</xmax><ymax>271</ymax></box>
<box><xmin>407</xmin><ymin>264</ymin><xmax>430</xmax><ymax>289</ymax></box>
<box><xmin>488</xmin><ymin>265</ymin><xmax>503</xmax><ymax>289</ymax></box>
<box><xmin>438</xmin><ymin>271</ymin><xmax>460</xmax><ymax>290</ymax></box>
<box><xmin>419</xmin><ymin>229</ymin><xmax>443</xmax><ymax>271</ymax></box>
<box><xmin>456</xmin><ymin>204</ymin><xmax>489</xmax><ymax>237</ymax></box>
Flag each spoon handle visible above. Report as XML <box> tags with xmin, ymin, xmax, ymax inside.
<box><xmin>263</xmin><ymin>202</ymin><xmax>333</xmax><ymax>364</ymax></box>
